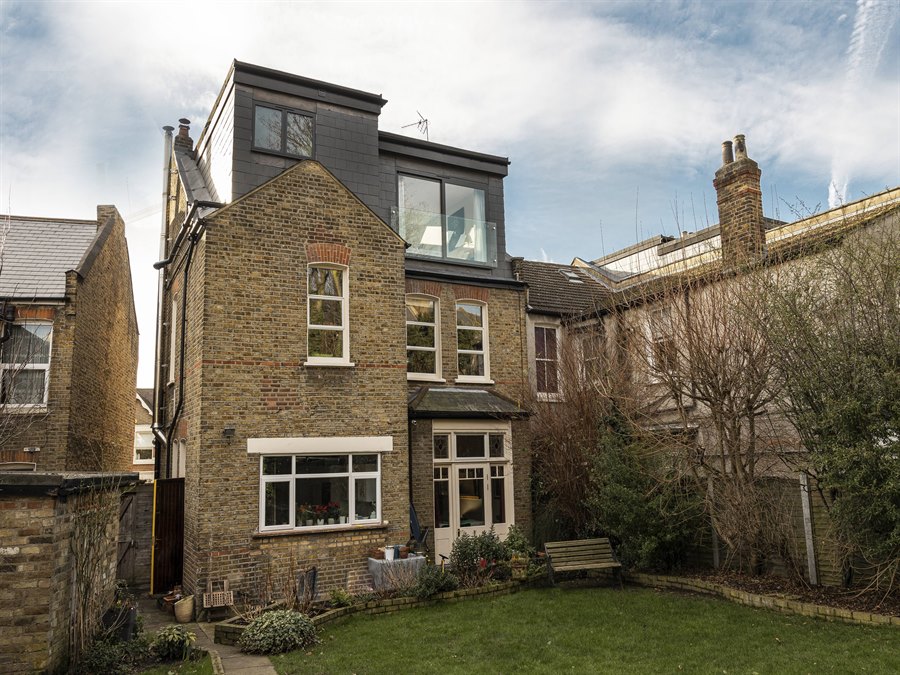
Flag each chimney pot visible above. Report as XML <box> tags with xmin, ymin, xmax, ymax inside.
<box><xmin>721</xmin><ymin>141</ymin><xmax>734</xmax><ymax>165</ymax></box>
<box><xmin>733</xmin><ymin>134</ymin><xmax>747</xmax><ymax>160</ymax></box>
<box><xmin>178</xmin><ymin>119</ymin><xmax>191</xmax><ymax>138</ymax></box>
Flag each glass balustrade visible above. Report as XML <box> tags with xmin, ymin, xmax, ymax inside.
<box><xmin>391</xmin><ymin>207</ymin><xmax>497</xmax><ymax>267</ymax></box>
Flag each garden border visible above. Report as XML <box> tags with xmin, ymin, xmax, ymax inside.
<box><xmin>626</xmin><ymin>573</ymin><xmax>900</xmax><ymax>627</ymax></box>
<box><xmin>214</xmin><ymin>581</ymin><xmax>525</xmax><ymax>646</ymax></box>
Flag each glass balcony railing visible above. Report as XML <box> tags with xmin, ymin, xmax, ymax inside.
<box><xmin>391</xmin><ymin>207</ymin><xmax>497</xmax><ymax>267</ymax></box>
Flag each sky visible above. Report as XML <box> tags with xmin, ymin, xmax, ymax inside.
<box><xmin>1</xmin><ymin>0</ymin><xmax>898</xmax><ymax>387</ymax></box>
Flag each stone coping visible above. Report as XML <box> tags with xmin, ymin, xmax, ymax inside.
<box><xmin>0</xmin><ymin>471</ymin><xmax>139</xmax><ymax>495</ymax></box>
<box><xmin>214</xmin><ymin>580</ymin><xmax>524</xmax><ymax>646</ymax></box>
<box><xmin>627</xmin><ymin>573</ymin><xmax>899</xmax><ymax>628</ymax></box>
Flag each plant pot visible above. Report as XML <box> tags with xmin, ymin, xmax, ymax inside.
<box><xmin>174</xmin><ymin>595</ymin><xmax>194</xmax><ymax>623</ymax></box>
<box><xmin>340</xmin><ymin>516</ymin><xmax>347</xmax><ymax>524</ymax></box>
<box><xmin>305</xmin><ymin>519</ymin><xmax>315</xmax><ymax>527</ymax></box>
<box><xmin>328</xmin><ymin>518</ymin><xmax>336</xmax><ymax>525</ymax></box>
<box><xmin>317</xmin><ymin>519</ymin><xmax>325</xmax><ymax>526</ymax></box>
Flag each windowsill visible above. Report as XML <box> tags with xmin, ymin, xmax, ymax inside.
<box><xmin>253</xmin><ymin>520</ymin><xmax>388</xmax><ymax>539</ymax></box>
<box><xmin>407</xmin><ymin>373</ymin><xmax>446</xmax><ymax>383</ymax></box>
<box><xmin>537</xmin><ymin>392</ymin><xmax>563</xmax><ymax>403</ymax></box>
<box><xmin>303</xmin><ymin>359</ymin><xmax>356</xmax><ymax>368</ymax></box>
<box><xmin>133</xmin><ymin>458</ymin><xmax>155</xmax><ymax>465</ymax></box>
<box><xmin>455</xmin><ymin>376</ymin><xmax>494</xmax><ymax>385</ymax></box>
<box><xmin>1</xmin><ymin>404</ymin><xmax>48</xmax><ymax>415</ymax></box>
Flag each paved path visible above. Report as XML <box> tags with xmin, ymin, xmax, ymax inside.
<box><xmin>137</xmin><ymin>595</ymin><xmax>277</xmax><ymax>675</ymax></box>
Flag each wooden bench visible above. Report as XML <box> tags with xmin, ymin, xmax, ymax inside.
<box><xmin>544</xmin><ymin>538</ymin><xmax>623</xmax><ymax>588</ymax></box>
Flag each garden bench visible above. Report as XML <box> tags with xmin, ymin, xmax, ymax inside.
<box><xmin>544</xmin><ymin>538</ymin><xmax>623</xmax><ymax>588</ymax></box>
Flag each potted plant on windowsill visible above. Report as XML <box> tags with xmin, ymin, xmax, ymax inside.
<box><xmin>299</xmin><ymin>505</ymin><xmax>314</xmax><ymax>527</ymax></box>
<box><xmin>327</xmin><ymin>501</ymin><xmax>341</xmax><ymax>525</ymax></box>
<box><xmin>315</xmin><ymin>504</ymin><xmax>328</xmax><ymax>526</ymax></box>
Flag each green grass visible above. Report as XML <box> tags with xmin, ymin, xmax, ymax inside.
<box><xmin>139</xmin><ymin>652</ymin><xmax>213</xmax><ymax>675</ymax></box>
<box><xmin>272</xmin><ymin>587</ymin><xmax>899</xmax><ymax>674</ymax></box>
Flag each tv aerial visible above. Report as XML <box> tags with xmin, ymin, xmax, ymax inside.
<box><xmin>402</xmin><ymin>111</ymin><xmax>429</xmax><ymax>141</ymax></box>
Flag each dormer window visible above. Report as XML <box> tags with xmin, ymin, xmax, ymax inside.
<box><xmin>559</xmin><ymin>269</ymin><xmax>583</xmax><ymax>284</ymax></box>
<box><xmin>253</xmin><ymin>104</ymin><xmax>314</xmax><ymax>158</ymax></box>
<box><xmin>394</xmin><ymin>175</ymin><xmax>497</xmax><ymax>267</ymax></box>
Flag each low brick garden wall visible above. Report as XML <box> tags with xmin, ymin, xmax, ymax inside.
<box><xmin>215</xmin><ymin>581</ymin><xmax>523</xmax><ymax>645</ymax></box>
<box><xmin>627</xmin><ymin>573</ymin><xmax>899</xmax><ymax>628</ymax></box>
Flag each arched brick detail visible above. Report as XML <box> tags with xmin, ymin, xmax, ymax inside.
<box><xmin>307</xmin><ymin>242</ymin><xmax>351</xmax><ymax>266</ymax></box>
<box><xmin>405</xmin><ymin>279</ymin><xmax>442</xmax><ymax>298</ymax></box>
<box><xmin>452</xmin><ymin>284</ymin><xmax>490</xmax><ymax>303</ymax></box>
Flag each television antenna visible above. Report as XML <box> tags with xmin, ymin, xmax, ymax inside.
<box><xmin>402</xmin><ymin>111</ymin><xmax>429</xmax><ymax>141</ymax></box>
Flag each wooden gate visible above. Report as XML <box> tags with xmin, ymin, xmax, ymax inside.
<box><xmin>117</xmin><ymin>489</ymin><xmax>136</xmax><ymax>582</ymax></box>
<box><xmin>151</xmin><ymin>478</ymin><xmax>184</xmax><ymax>595</ymax></box>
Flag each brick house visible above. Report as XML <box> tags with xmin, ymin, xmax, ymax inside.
<box><xmin>133</xmin><ymin>388</ymin><xmax>155</xmax><ymax>480</ymax></box>
<box><xmin>152</xmin><ymin>61</ymin><xmax>530</xmax><ymax>597</ymax></box>
<box><xmin>0</xmin><ymin>208</ymin><xmax>139</xmax><ymax>472</ymax></box>
<box><xmin>518</xmin><ymin>135</ymin><xmax>900</xmax><ymax>583</ymax></box>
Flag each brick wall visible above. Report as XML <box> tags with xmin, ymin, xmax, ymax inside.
<box><xmin>0</xmin><ymin>207</ymin><xmax>138</xmax><ymax>474</ymax></box>
<box><xmin>0</xmin><ymin>475</ymin><xmax>129</xmax><ymax>673</ymax></box>
<box><xmin>713</xmin><ymin>149</ymin><xmax>765</xmax><ymax>266</ymax></box>
<box><xmin>167</xmin><ymin>160</ymin><xmax>409</xmax><ymax>599</ymax></box>
<box><xmin>67</xmin><ymin>206</ymin><xmax>139</xmax><ymax>472</ymax></box>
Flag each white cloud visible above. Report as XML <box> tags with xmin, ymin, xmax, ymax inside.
<box><xmin>1</xmin><ymin>0</ymin><xmax>897</xmax><ymax>385</ymax></box>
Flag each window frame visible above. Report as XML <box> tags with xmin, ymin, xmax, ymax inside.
<box><xmin>305</xmin><ymin>263</ymin><xmax>352</xmax><ymax>367</ymax></box>
<box><xmin>134</xmin><ymin>424</ymin><xmax>155</xmax><ymax>465</ymax></box>
<box><xmin>533</xmin><ymin>323</ymin><xmax>561</xmax><ymax>400</ymax></box>
<box><xmin>257</xmin><ymin>452</ymin><xmax>383</xmax><ymax>533</ymax></box>
<box><xmin>649</xmin><ymin>306</ymin><xmax>677</xmax><ymax>380</ymax></box>
<box><xmin>396</xmin><ymin>173</ymin><xmax>493</xmax><ymax>267</ymax></box>
<box><xmin>0</xmin><ymin>320</ymin><xmax>52</xmax><ymax>409</ymax></box>
<box><xmin>455</xmin><ymin>300</ymin><xmax>491</xmax><ymax>383</ymax></box>
<box><xmin>251</xmin><ymin>102</ymin><xmax>315</xmax><ymax>159</ymax></box>
<box><xmin>406</xmin><ymin>294</ymin><xmax>443</xmax><ymax>382</ymax></box>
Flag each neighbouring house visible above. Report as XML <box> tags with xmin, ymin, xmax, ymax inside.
<box><xmin>152</xmin><ymin>61</ymin><xmax>530</xmax><ymax>598</ymax></box>
<box><xmin>0</xmin><ymin>208</ymin><xmax>139</xmax><ymax>472</ymax></box>
<box><xmin>519</xmin><ymin>134</ymin><xmax>900</xmax><ymax>584</ymax></box>
<box><xmin>133</xmin><ymin>388</ymin><xmax>155</xmax><ymax>480</ymax></box>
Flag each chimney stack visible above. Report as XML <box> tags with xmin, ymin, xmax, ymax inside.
<box><xmin>173</xmin><ymin>118</ymin><xmax>193</xmax><ymax>153</ymax></box>
<box><xmin>713</xmin><ymin>133</ymin><xmax>765</xmax><ymax>266</ymax></box>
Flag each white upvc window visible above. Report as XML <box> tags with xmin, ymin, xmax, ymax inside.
<box><xmin>534</xmin><ymin>325</ymin><xmax>560</xmax><ymax>398</ymax></box>
<box><xmin>0</xmin><ymin>322</ymin><xmax>52</xmax><ymax>408</ymax></box>
<box><xmin>306</xmin><ymin>264</ymin><xmax>352</xmax><ymax>366</ymax></box>
<box><xmin>258</xmin><ymin>454</ymin><xmax>382</xmax><ymax>533</ymax></box>
<box><xmin>134</xmin><ymin>425</ymin><xmax>155</xmax><ymax>464</ymax></box>
<box><xmin>406</xmin><ymin>295</ymin><xmax>443</xmax><ymax>381</ymax></box>
<box><xmin>456</xmin><ymin>301</ymin><xmax>491</xmax><ymax>383</ymax></box>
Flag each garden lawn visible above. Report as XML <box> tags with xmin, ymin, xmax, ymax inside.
<box><xmin>140</xmin><ymin>652</ymin><xmax>214</xmax><ymax>675</ymax></box>
<box><xmin>272</xmin><ymin>586</ymin><xmax>899</xmax><ymax>674</ymax></box>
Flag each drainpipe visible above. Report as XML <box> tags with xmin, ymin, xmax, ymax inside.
<box><xmin>152</xmin><ymin>126</ymin><xmax>174</xmax><ymax>480</ymax></box>
<box><xmin>152</xmin><ymin>198</ymin><xmax>222</xmax><ymax>476</ymax></box>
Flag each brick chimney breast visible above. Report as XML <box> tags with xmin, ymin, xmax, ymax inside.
<box><xmin>713</xmin><ymin>133</ymin><xmax>765</xmax><ymax>266</ymax></box>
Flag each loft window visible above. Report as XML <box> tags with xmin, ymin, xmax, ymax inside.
<box><xmin>396</xmin><ymin>175</ymin><xmax>494</xmax><ymax>265</ymax></box>
<box><xmin>0</xmin><ymin>322</ymin><xmax>52</xmax><ymax>407</ymax></box>
<box><xmin>559</xmin><ymin>269</ymin><xmax>584</xmax><ymax>283</ymax></box>
<box><xmin>253</xmin><ymin>104</ymin><xmax>314</xmax><ymax>158</ymax></box>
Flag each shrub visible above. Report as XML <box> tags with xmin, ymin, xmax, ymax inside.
<box><xmin>238</xmin><ymin>609</ymin><xmax>318</xmax><ymax>655</ymax></box>
<box><xmin>413</xmin><ymin>564</ymin><xmax>460</xmax><ymax>598</ymax></box>
<box><xmin>450</xmin><ymin>530</ymin><xmax>510</xmax><ymax>586</ymax></box>
<box><xmin>329</xmin><ymin>587</ymin><xmax>353</xmax><ymax>608</ymax></box>
<box><xmin>504</xmin><ymin>525</ymin><xmax>535</xmax><ymax>558</ymax></box>
<box><xmin>151</xmin><ymin>625</ymin><xmax>196</xmax><ymax>661</ymax></box>
<box><xmin>76</xmin><ymin>634</ymin><xmax>150</xmax><ymax>675</ymax></box>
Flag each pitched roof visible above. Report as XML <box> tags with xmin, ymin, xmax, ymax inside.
<box><xmin>0</xmin><ymin>216</ymin><xmax>98</xmax><ymax>299</ymax></box>
<box><xmin>515</xmin><ymin>259</ymin><xmax>611</xmax><ymax>317</ymax></box>
<box><xmin>136</xmin><ymin>388</ymin><xmax>154</xmax><ymax>413</ymax></box>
